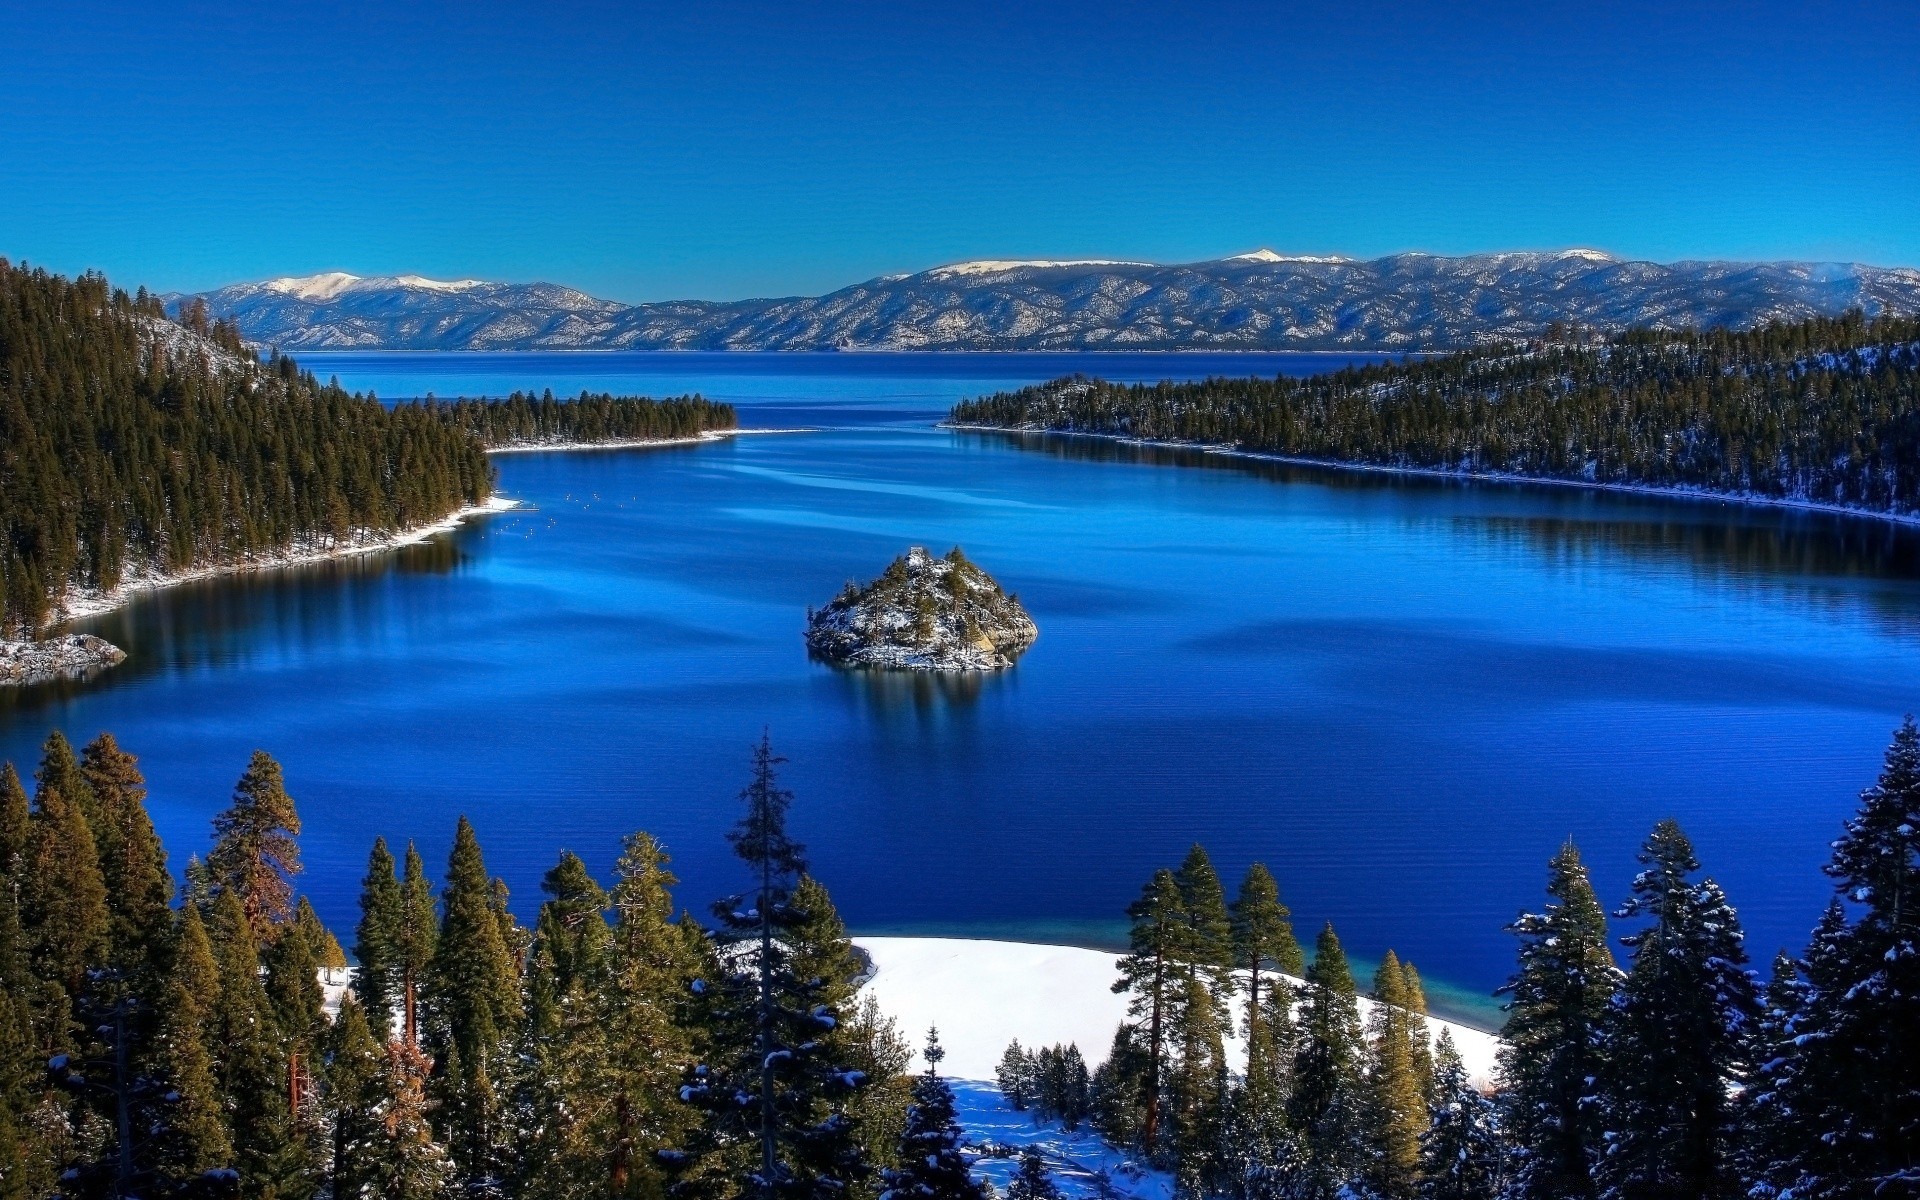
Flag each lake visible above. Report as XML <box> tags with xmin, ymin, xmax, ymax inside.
<box><xmin>8</xmin><ymin>351</ymin><xmax>1919</xmax><ymax>1026</ymax></box>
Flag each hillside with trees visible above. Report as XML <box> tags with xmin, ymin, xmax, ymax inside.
<box><xmin>2</xmin><ymin>720</ymin><xmax>1913</xmax><ymax>1199</ymax></box>
<box><xmin>950</xmin><ymin>313</ymin><xmax>1920</xmax><ymax>521</ymax></box>
<box><xmin>0</xmin><ymin>261</ymin><xmax>737</xmax><ymax>636</ymax></box>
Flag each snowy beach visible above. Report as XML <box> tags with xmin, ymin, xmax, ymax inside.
<box><xmin>852</xmin><ymin>937</ymin><xmax>1502</xmax><ymax>1089</ymax></box>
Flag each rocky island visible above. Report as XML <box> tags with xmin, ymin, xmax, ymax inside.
<box><xmin>806</xmin><ymin>546</ymin><xmax>1038</xmax><ymax>671</ymax></box>
<box><xmin>0</xmin><ymin>634</ymin><xmax>127</xmax><ymax>686</ymax></box>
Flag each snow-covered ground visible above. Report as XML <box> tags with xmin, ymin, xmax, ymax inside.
<box><xmin>852</xmin><ymin>937</ymin><xmax>1502</xmax><ymax>1088</ymax></box>
<box><xmin>855</xmin><ymin>937</ymin><xmax>1503</xmax><ymax>1199</ymax></box>
<box><xmin>952</xmin><ymin>1079</ymin><xmax>1172</xmax><ymax>1200</ymax></box>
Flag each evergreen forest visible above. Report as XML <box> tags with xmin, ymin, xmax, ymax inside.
<box><xmin>0</xmin><ymin>261</ymin><xmax>735</xmax><ymax>636</ymax></box>
<box><xmin>950</xmin><ymin>314</ymin><xmax>1920</xmax><ymax>520</ymax></box>
<box><xmin>0</xmin><ymin>717</ymin><xmax>1913</xmax><ymax>1200</ymax></box>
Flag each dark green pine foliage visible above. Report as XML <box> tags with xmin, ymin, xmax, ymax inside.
<box><xmin>78</xmin><ymin>733</ymin><xmax>172</xmax><ymax>990</ymax></box>
<box><xmin>159</xmin><ymin>904</ymin><xmax>231</xmax><ymax>1178</ymax></box>
<box><xmin>512</xmin><ymin>849</ymin><xmax>612</xmax><ymax>1200</ymax></box>
<box><xmin>325</xmin><ymin>997</ymin><xmax>389</xmax><ymax>1200</ymax></box>
<box><xmin>664</xmin><ymin>734</ymin><xmax>870</xmax><ymax>1200</ymax></box>
<box><xmin>1168</xmin><ymin>845</ymin><xmax>1235</xmax><ymax>1194</ymax></box>
<box><xmin>206</xmin><ymin>750</ymin><xmax>303</xmax><ymax>943</ymax></box>
<box><xmin>207</xmin><ymin>889</ymin><xmax>310</xmax><ymax>1200</ymax></box>
<box><xmin>949</xmin><ymin>313</ymin><xmax>1920</xmax><ymax>520</ymax></box>
<box><xmin>1593</xmin><ymin>820</ymin><xmax>1757</xmax><ymax>1200</ymax></box>
<box><xmin>425</xmin><ymin>816</ymin><xmax>524</xmax><ymax>1191</ymax></box>
<box><xmin>878</xmin><ymin>1030</ymin><xmax>987</xmax><ymax>1200</ymax></box>
<box><xmin>1228</xmin><ymin>860</ymin><xmax>1305</xmax><ymax>1196</ymax></box>
<box><xmin>1288</xmin><ymin>924</ymin><xmax>1368</xmax><ymax>1199</ymax></box>
<box><xmin>397</xmin><ymin>841</ymin><xmax>439</xmax><ymax>1044</ymax></box>
<box><xmin>0</xmin><ymin>260</ymin><xmax>493</xmax><ymax>633</ymax></box>
<box><xmin>1418</xmin><ymin>1030</ymin><xmax>1504</xmax><ymax>1200</ymax></box>
<box><xmin>1112</xmin><ymin>868</ymin><xmax>1187</xmax><ymax>1155</ymax></box>
<box><xmin>1759</xmin><ymin>718</ymin><xmax>1920</xmax><ymax>1198</ymax></box>
<box><xmin>1496</xmin><ymin>841</ymin><xmax>1620</xmax><ymax>1200</ymax></box>
<box><xmin>996</xmin><ymin>1041</ymin><xmax>1035</xmax><ymax>1111</ymax></box>
<box><xmin>425</xmin><ymin>390</ymin><xmax>737</xmax><ymax>448</ymax></box>
<box><xmin>24</xmin><ymin>781</ymin><xmax>109</xmax><ymax>1007</ymax></box>
<box><xmin>353</xmin><ymin>838</ymin><xmax>404</xmax><ymax>1040</ymax></box>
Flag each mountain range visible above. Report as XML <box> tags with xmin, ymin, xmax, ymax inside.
<box><xmin>176</xmin><ymin>250</ymin><xmax>1920</xmax><ymax>353</ymax></box>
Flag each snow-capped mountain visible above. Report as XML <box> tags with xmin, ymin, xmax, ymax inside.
<box><xmin>179</xmin><ymin>252</ymin><xmax>1920</xmax><ymax>352</ymax></box>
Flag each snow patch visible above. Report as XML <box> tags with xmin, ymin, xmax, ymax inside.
<box><xmin>926</xmin><ymin>259</ymin><xmax>1153</xmax><ymax>278</ymax></box>
<box><xmin>852</xmin><ymin>937</ymin><xmax>1503</xmax><ymax>1089</ymax></box>
<box><xmin>1227</xmin><ymin>249</ymin><xmax>1352</xmax><ymax>264</ymax></box>
<box><xmin>263</xmin><ymin>272</ymin><xmax>363</xmax><ymax>301</ymax></box>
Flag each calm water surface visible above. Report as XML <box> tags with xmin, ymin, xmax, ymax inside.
<box><xmin>8</xmin><ymin>351</ymin><xmax>1920</xmax><ymax>1025</ymax></box>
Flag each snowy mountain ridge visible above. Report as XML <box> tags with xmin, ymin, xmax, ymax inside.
<box><xmin>179</xmin><ymin>250</ymin><xmax>1920</xmax><ymax>352</ymax></box>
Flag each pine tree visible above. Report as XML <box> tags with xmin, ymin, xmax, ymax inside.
<box><xmin>1399</xmin><ymin>962</ymin><xmax>1436</xmax><ymax>1105</ymax></box>
<box><xmin>34</xmin><ymin>732</ymin><xmax>97</xmax><ymax>837</ymax></box>
<box><xmin>996</xmin><ymin>1041</ymin><xmax>1036</xmax><ymax>1111</ymax></box>
<box><xmin>370</xmin><ymin>1038</ymin><xmax>456</xmax><ymax>1200</ymax></box>
<box><xmin>207</xmin><ymin>889</ymin><xmax>308</xmax><ymax>1200</ymax></box>
<box><xmin>23</xmin><ymin>783</ymin><xmax>109</xmax><ymax>1002</ymax></box>
<box><xmin>1168</xmin><ymin>846</ymin><xmax>1234</xmax><ymax>1192</ymax></box>
<box><xmin>353</xmin><ymin>838</ymin><xmax>403</xmax><ymax>1040</ymax></box>
<box><xmin>1366</xmin><ymin>952</ymin><xmax>1429</xmax><ymax>1200</ymax></box>
<box><xmin>1006</xmin><ymin>1149</ymin><xmax>1061</xmax><ymax>1200</ymax></box>
<box><xmin>158</xmin><ymin>904</ymin><xmax>231</xmax><ymax>1175</ymax></box>
<box><xmin>325</xmin><ymin>997</ymin><xmax>387</xmax><ymax>1200</ymax></box>
<box><xmin>1593</xmin><ymin>819</ymin><xmax>1757</xmax><ymax>1200</ymax></box>
<box><xmin>1232</xmin><ymin>863</ymin><xmax>1303</xmax><ymax>1096</ymax></box>
<box><xmin>206</xmin><ymin>750</ymin><xmax>303</xmax><ymax>942</ymax></box>
<box><xmin>879</xmin><ymin>1029</ymin><xmax>987</xmax><ymax>1200</ymax></box>
<box><xmin>1734</xmin><ymin>950</ymin><xmax>1809</xmax><ymax>1196</ymax></box>
<box><xmin>592</xmin><ymin>831</ymin><xmax>701</xmax><ymax>1200</ymax></box>
<box><xmin>662</xmin><ymin>734</ymin><xmax>870</xmax><ymax>1199</ymax></box>
<box><xmin>397</xmin><ymin>841</ymin><xmax>439</xmax><ymax>1045</ymax></box>
<box><xmin>79</xmin><ymin>733</ymin><xmax>171</xmax><ymax>988</ymax></box>
<box><xmin>1761</xmin><ymin>718</ymin><xmax>1920</xmax><ymax>1198</ymax></box>
<box><xmin>1496</xmin><ymin>840</ymin><xmax>1619</xmax><ymax>1200</ymax></box>
<box><xmin>1113</xmin><ymin>868</ymin><xmax>1186</xmax><ymax>1154</ymax></box>
<box><xmin>1289</xmin><ymin>923</ymin><xmax>1367</xmax><ymax>1199</ymax></box>
<box><xmin>1418</xmin><ymin>1030</ymin><xmax>1502</xmax><ymax>1200</ymax></box>
<box><xmin>425</xmin><ymin>816</ymin><xmax>523</xmax><ymax>1191</ymax></box>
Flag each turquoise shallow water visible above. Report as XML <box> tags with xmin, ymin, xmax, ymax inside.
<box><xmin>7</xmin><ymin>351</ymin><xmax>1920</xmax><ymax>1026</ymax></box>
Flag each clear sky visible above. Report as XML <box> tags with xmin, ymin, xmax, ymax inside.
<box><xmin>3</xmin><ymin>0</ymin><xmax>1914</xmax><ymax>301</ymax></box>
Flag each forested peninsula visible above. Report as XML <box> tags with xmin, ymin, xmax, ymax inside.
<box><xmin>0</xmin><ymin>261</ymin><xmax>736</xmax><ymax>640</ymax></box>
<box><xmin>949</xmin><ymin>313</ymin><xmax>1920</xmax><ymax>522</ymax></box>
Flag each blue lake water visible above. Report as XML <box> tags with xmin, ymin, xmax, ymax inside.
<box><xmin>8</xmin><ymin>351</ymin><xmax>1920</xmax><ymax>1026</ymax></box>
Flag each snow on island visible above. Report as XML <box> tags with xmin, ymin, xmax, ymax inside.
<box><xmin>805</xmin><ymin>546</ymin><xmax>1037</xmax><ymax>671</ymax></box>
<box><xmin>0</xmin><ymin>634</ymin><xmax>127</xmax><ymax>687</ymax></box>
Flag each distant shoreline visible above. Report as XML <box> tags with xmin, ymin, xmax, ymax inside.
<box><xmin>945</xmin><ymin>423</ymin><xmax>1920</xmax><ymax>531</ymax></box>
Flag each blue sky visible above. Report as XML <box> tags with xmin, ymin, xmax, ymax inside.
<box><xmin>3</xmin><ymin>0</ymin><xmax>1914</xmax><ymax>300</ymax></box>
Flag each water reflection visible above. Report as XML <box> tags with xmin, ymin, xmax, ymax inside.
<box><xmin>0</xmin><ymin>539</ymin><xmax>472</xmax><ymax>718</ymax></box>
<box><xmin>816</xmin><ymin>658</ymin><xmax>1002</xmax><ymax>715</ymax></box>
<box><xmin>966</xmin><ymin>429</ymin><xmax>1920</xmax><ymax>630</ymax></box>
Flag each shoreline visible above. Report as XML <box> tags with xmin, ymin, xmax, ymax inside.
<box><xmin>482</xmin><ymin>427</ymin><xmax>808</xmax><ymax>454</ymax></box>
<box><xmin>945</xmin><ymin>423</ymin><xmax>1920</xmax><ymax>530</ymax></box>
<box><xmin>55</xmin><ymin>494</ymin><xmax>523</xmax><ymax>625</ymax></box>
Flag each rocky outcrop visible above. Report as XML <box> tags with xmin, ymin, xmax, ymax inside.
<box><xmin>806</xmin><ymin>547</ymin><xmax>1038</xmax><ymax>671</ymax></box>
<box><xmin>0</xmin><ymin>634</ymin><xmax>126</xmax><ymax>686</ymax></box>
